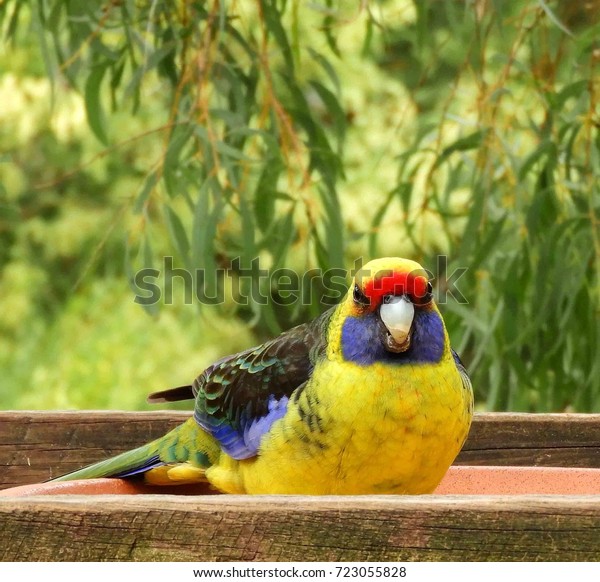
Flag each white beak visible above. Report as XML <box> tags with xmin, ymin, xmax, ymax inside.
<box><xmin>380</xmin><ymin>295</ymin><xmax>414</xmax><ymax>345</ymax></box>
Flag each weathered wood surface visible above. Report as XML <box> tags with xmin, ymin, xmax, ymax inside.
<box><xmin>3</xmin><ymin>411</ymin><xmax>600</xmax><ymax>490</ymax></box>
<box><xmin>2</xmin><ymin>411</ymin><xmax>188</xmax><ymax>489</ymax></box>
<box><xmin>1</xmin><ymin>494</ymin><xmax>599</xmax><ymax>561</ymax></box>
<box><xmin>458</xmin><ymin>413</ymin><xmax>600</xmax><ymax>468</ymax></box>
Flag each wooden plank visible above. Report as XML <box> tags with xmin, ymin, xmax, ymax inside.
<box><xmin>1</xmin><ymin>494</ymin><xmax>600</xmax><ymax>561</ymax></box>
<box><xmin>3</xmin><ymin>411</ymin><xmax>600</xmax><ymax>490</ymax></box>
<box><xmin>458</xmin><ymin>413</ymin><xmax>600</xmax><ymax>467</ymax></box>
<box><xmin>3</xmin><ymin>411</ymin><xmax>188</xmax><ymax>490</ymax></box>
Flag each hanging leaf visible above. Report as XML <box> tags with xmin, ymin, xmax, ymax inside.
<box><xmin>164</xmin><ymin>206</ymin><xmax>191</xmax><ymax>269</ymax></box>
<box><xmin>433</xmin><ymin>130</ymin><xmax>489</xmax><ymax>170</ymax></box>
<box><xmin>84</xmin><ymin>62</ymin><xmax>110</xmax><ymax>145</ymax></box>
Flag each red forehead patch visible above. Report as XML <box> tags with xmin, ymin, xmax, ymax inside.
<box><xmin>362</xmin><ymin>271</ymin><xmax>429</xmax><ymax>304</ymax></box>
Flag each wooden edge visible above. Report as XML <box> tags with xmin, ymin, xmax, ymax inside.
<box><xmin>1</xmin><ymin>410</ymin><xmax>191</xmax><ymax>421</ymax></box>
<box><xmin>5</xmin><ymin>410</ymin><xmax>600</xmax><ymax>420</ymax></box>
<box><xmin>2</xmin><ymin>494</ymin><xmax>600</xmax><ymax>561</ymax></box>
<box><xmin>4</xmin><ymin>409</ymin><xmax>600</xmax><ymax>425</ymax></box>
<box><xmin>3</xmin><ymin>491</ymin><xmax>600</xmax><ymax>509</ymax></box>
<box><xmin>4</xmin><ymin>409</ymin><xmax>600</xmax><ymax>426</ymax></box>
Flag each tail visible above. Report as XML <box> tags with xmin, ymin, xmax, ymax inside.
<box><xmin>52</xmin><ymin>418</ymin><xmax>215</xmax><ymax>484</ymax></box>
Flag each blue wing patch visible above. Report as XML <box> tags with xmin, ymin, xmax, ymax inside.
<box><xmin>194</xmin><ymin>395</ymin><xmax>289</xmax><ymax>460</ymax></box>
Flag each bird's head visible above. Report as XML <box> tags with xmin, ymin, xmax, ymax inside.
<box><xmin>337</xmin><ymin>257</ymin><xmax>447</xmax><ymax>365</ymax></box>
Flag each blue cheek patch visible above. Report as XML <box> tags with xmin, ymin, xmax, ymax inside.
<box><xmin>341</xmin><ymin>313</ymin><xmax>383</xmax><ymax>365</ymax></box>
<box><xmin>341</xmin><ymin>310</ymin><xmax>445</xmax><ymax>365</ymax></box>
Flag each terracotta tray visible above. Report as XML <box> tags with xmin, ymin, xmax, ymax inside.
<box><xmin>3</xmin><ymin>465</ymin><xmax>600</xmax><ymax>496</ymax></box>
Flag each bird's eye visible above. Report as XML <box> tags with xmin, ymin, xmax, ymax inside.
<box><xmin>416</xmin><ymin>281</ymin><xmax>434</xmax><ymax>305</ymax></box>
<box><xmin>353</xmin><ymin>284</ymin><xmax>370</xmax><ymax>306</ymax></box>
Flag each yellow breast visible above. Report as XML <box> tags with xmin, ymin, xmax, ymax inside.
<box><xmin>244</xmin><ymin>355</ymin><xmax>471</xmax><ymax>494</ymax></box>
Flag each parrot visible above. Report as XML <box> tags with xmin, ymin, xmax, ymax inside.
<box><xmin>52</xmin><ymin>257</ymin><xmax>473</xmax><ymax>494</ymax></box>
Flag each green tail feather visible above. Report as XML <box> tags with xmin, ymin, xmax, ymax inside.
<box><xmin>51</xmin><ymin>418</ymin><xmax>214</xmax><ymax>482</ymax></box>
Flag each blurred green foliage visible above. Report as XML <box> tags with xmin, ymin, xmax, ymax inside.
<box><xmin>0</xmin><ymin>1</ymin><xmax>598</xmax><ymax>411</ymax></box>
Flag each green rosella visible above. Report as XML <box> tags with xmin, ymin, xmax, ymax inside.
<box><xmin>53</xmin><ymin>257</ymin><xmax>473</xmax><ymax>494</ymax></box>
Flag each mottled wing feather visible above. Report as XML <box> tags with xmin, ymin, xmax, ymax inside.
<box><xmin>191</xmin><ymin>308</ymin><xmax>333</xmax><ymax>460</ymax></box>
